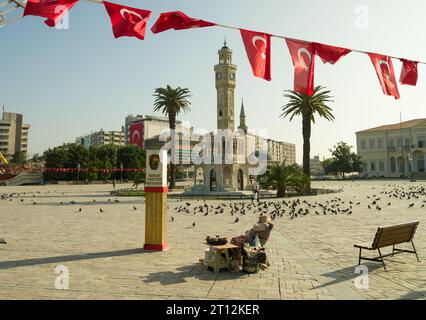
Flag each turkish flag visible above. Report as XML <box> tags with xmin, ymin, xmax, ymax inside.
<box><xmin>23</xmin><ymin>0</ymin><xmax>79</xmax><ymax>27</ymax></box>
<box><xmin>314</xmin><ymin>43</ymin><xmax>351</xmax><ymax>64</ymax></box>
<box><xmin>285</xmin><ymin>39</ymin><xmax>315</xmax><ymax>96</ymax></box>
<box><xmin>368</xmin><ymin>53</ymin><xmax>400</xmax><ymax>99</ymax></box>
<box><xmin>130</xmin><ymin>122</ymin><xmax>144</xmax><ymax>147</ymax></box>
<box><xmin>399</xmin><ymin>59</ymin><xmax>418</xmax><ymax>86</ymax></box>
<box><xmin>103</xmin><ymin>1</ymin><xmax>152</xmax><ymax>40</ymax></box>
<box><xmin>240</xmin><ymin>29</ymin><xmax>271</xmax><ymax>81</ymax></box>
<box><xmin>151</xmin><ymin>11</ymin><xmax>216</xmax><ymax>34</ymax></box>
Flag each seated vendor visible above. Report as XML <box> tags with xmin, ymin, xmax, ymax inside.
<box><xmin>245</xmin><ymin>213</ymin><xmax>274</xmax><ymax>247</ymax></box>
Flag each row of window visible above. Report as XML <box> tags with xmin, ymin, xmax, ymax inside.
<box><xmin>364</xmin><ymin>157</ymin><xmax>414</xmax><ymax>174</ymax></box>
<box><xmin>360</xmin><ymin>136</ymin><xmax>426</xmax><ymax>150</ymax></box>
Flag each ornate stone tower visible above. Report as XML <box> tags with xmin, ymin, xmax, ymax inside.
<box><xmin>214</xmin><ymin>40</ymin><xmax>237</xmax><ymax>132</ymax></box>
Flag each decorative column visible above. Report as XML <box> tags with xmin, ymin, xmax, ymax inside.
<box><xmin>144</xmin><ymin>149</ymin><xmax>169</xmax><ymax>251</ymax></box>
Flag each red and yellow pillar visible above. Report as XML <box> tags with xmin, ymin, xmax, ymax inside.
<box><xmin>144</xmin><ymin>150</ymin><xmax>169</xmax><ymax>251</ymax></box>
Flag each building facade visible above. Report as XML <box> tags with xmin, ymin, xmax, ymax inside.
<box><xmin>310</xmin><ymin>155</ymin><xmax>324</xmax><ymax>176</ymax></box>
<box><xmin>127</xmin><ymin>115</ymin><xmax>183</xmax><ymax>148</ymax></box>
<box><xmin>76</xmin><ymin>129</ymin><xmax>125</xmax><ymax>148</ymax></box>
<box><xmin>0</xmin><ymin>111</ymin><xmax>30</xmax><ymax>159</ymax></box>
<box><xmin>356</xmin><ymin>119</ymin><xmax>426</xmax><ymax>178</ymax></box>
<box><xmin>267</xmin><ymin>139</ymin><xmax>296</xmax><ymax>165</ymax></box>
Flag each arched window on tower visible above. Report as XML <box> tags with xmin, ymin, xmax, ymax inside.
<box><xmin>219</xmin><ymin>110</ymin><xmax>222</xmax><ymax>118</ymax></box>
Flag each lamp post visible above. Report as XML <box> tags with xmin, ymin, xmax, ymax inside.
<box><xmin>120</xmin><ymin>162</ymin><xmax>123</xmax><ymax>183</ymax></box>
<box><xmin>77</xmin><ymin>163</ymin><xmax>81</xmax><ymax>185</ymax></box>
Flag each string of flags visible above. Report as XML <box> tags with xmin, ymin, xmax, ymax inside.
<box><xmin>22</xmin><ymin>0</ymin><xmax>424</xmax><ymax>100</ymax></box>
<box><xmin>1</xmin><ymin>167</ymin><xmax>145</xmax><ymax>173</ymax></box>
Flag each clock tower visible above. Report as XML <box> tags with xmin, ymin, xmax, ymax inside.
<box><xmin>214</xmin><ymin>41</ymin><xmax>237</xmax><ymax>132</ymax></box>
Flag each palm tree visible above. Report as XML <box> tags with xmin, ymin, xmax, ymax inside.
<box><xmin>258</xmin><ymin>162</ymin><xmax>310</xmax><ymax>197</ymax></box>
<box><xmin>281</xmin><ymin>86</ymin><xmax>334</xmax><ymax>178</ymax></box>
<box><xmin>153</xmin><ymin>85</ymin><xmax>191</xmax><ymax>189</ymax></box>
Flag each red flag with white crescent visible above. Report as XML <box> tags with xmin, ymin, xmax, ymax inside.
<box><xmin>285</xmin><ymin>39</ymin><xmax>315</xmax><ymax>96</ymax></box>
<box><xmin>240</xmin><ymin>29</ymin><xmax>271</xmax><ymax>81</ymax></box>
<box><xmin>313</xmin><ymin>43</ymin><xmax>351</xmax><ymax>64</ymax></box>
<box><xmin>103</xmin><ymin>1</ymin><xmax>152</xmax><ymax>40</ymax></box>
<box><xmin>368</xmin><ymin>53</ymin><xmax>400</xmax><ymax>99</ymax></box>
<box><xmin>130</xmin><ymin>122</ymin><xmax>144</xmax><ymax>147</ymax></box>
<box><xmin>151</xmin><ymin>11</ymin><xmax>216</xmax><ymax>34</ymax></box>
<box><xmin>399</xmin><ymin>59</ymin><xmax>418</xmax><ymax>86</ymax></box>
<box><xmin>23</xmin><ymin>0</ymin><xmax>79</xmax><ymax>27</ymax></box>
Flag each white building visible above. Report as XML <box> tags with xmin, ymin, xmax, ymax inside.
<box><xmin>76</xmin><ymin>129</ymin><xmax>125</xmax><ymax>148</ymax></box>
<box><xmin>125</xmin><ymin>115</ymin><xmax>183</xmax><ymax>146</ymax></box>
<box><xmin>356</xmin><ymin>118</ymin><xmax>426</xmax><ymax>178</ymax></box>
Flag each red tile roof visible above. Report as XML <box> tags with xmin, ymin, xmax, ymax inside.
<box><xmin>356</xmin><ymin>119</ymin><xmax>426</xmax><ymax>133</ymax></box>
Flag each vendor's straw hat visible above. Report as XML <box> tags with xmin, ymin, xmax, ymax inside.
<box><xmin>259</xmin><ymin>213</ymin><xmax>271</xmax><ymax>223</ymax></box>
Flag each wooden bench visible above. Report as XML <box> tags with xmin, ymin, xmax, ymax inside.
<box><xmin>354</xmin><ymin>221</ymin><xmax>420</xmax><ymax>271</ymax></box>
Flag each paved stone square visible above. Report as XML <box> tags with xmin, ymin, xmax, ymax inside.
<box><xmin>0</xmin><ymin>181</ymin><xmax>425</xmax><ymax>299</ymax></box>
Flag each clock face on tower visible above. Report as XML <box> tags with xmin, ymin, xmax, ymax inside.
<box><xmin>229</xmin><ymin>73</ymin><xmax>235</xmax><ymax>80</ymax></box>
<box><xmin>216</xmin><ymin>72</ymin><xmax>222</xmax><ymax>80</ymax></box>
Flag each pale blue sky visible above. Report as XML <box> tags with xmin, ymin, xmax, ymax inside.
<box><xmin>1</xmin><ymin>0</ymin><xmax>426</xmax><ymax>163</ymax></box>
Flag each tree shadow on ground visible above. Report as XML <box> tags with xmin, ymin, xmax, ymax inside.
<box><xmin>400</xmin><ymin>290</ymin><xmax>426</xmax><ymax>300</ymax></box>
<box><xmin>141</xmin><ymin>263</ymin><xmax>248</xmax><ymax>285</ymax></box>
<box><xmin>0</xmin><ymin>248</ymin><xmax>148</xmax><ymax>270</ymax></box>
<box><xmin>312</xmin><ymin>263</ymin><xmax>382</xmax><ymax>290</ymax></box>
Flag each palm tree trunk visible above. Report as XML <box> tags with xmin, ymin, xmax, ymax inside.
<box><xmin>277</xmin><ymin>186</ymin><xmax>285</xmax><ymax>198</ymax></box>
<box><xmin>169</xmin><ymin>111</ymin><xmax>176</xmax><ymax>190</ymax></box>
<box><xmin>302</xmin><ymin>115</ymin><xmax>311</xmax><ymax>178</ymax></box>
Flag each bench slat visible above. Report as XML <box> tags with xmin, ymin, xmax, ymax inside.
<box><xmin>378</xmin><ymin>222</ymin><xmax>418</xmax><ymax>232</ymax></box>
<box><xmin>379</xmin><ymin>229</ymin><xmax>414</xmax><ymax>242</ymax></box>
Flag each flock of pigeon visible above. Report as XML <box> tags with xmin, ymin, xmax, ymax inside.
<box><xmin>1</xmin><ymin>183</ymin><xmax>425</xmax><ymax>242</ymax></box>
<box><xmin>0</xmin><ymin>190</ymin><xmax>138</xmax><ymax>215</ymax></box>
<box><xmin>170</xmin><ymin>183</ymin><xmax>426</xmax><ymax>228</ymax></box>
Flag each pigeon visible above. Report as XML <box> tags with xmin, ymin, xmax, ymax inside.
<box><xmin>100</xmin><ymin>208</ymin><xmax>104</xmax><ymax>213</ymax></box>
<box><xmin>78</xmin><ymin>208</ymin><xmax>82</xmax><ymax>212</ymax></box>
<box><xmin>192</xmin><ymin>222</ymin><xmax>196</xmax><ymax>227</ymax></box>
<box><xmin>171</xmin><ymin>217</ymin><xmax>174</xmax><ymax>222</ymax></box>
<box><xmin>133</xmin><ymin>206</ymin><xmax>137</xmax><ymax>211</ymax></box>
<box><xmin>408</xmin><ymin>203</ymin><xmax>414</xmax><ymax>208</ymax></box>
<box><xmin>0</xmin><ymin>238</ymin><xmax>7</xmax><ymax>244</ymax></box>
<box><xmin>234</xmin><ymin>217</ymin><xmax>240</xmax><ymax>223</ymax></box>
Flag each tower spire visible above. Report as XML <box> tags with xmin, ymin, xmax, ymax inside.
<box><xmin>240</xmin><ymin>98</ymin><xmax>245</xmax><ymax>118</ymax></box>
<box><xmin>238</xmin><ymin>98</ymin><xmax>247</xmax><ymax>134</ymax></box>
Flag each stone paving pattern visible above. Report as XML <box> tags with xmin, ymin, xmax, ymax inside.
<box><xmin>0</xmin><ymin>181</ymin><xmax>425</xmax><ymax>300</ymax></box>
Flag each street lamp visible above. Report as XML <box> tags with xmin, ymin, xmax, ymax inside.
<box><xmin>77</xmin><ymin>163</ymin><xmax>81</xmax><ymax>185</ymax></box>
<box><xmin>120</xmin><ymin>162</ymin><xmax>123</xmax><ymax>182</ymax></box>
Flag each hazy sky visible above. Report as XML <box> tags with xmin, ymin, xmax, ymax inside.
<box><xmin>1</xmin><ymin>0</ymin><xmax>426</xmax><ymax>163</ymax></box>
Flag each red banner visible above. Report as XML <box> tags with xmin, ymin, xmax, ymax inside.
<box><xmin>240</xmin><ymin>29</ymin><xmax>271</xmax><ymax>81</ymax></box>
<box><xmin>129</xmin><ymin>122</ymin><xmax>144</xmax><ymax>147</ymax></box>
<box><xmin>285</xmin><ymin>39</ymin><xmax>315</xmax><ymax>96</ymax></box>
